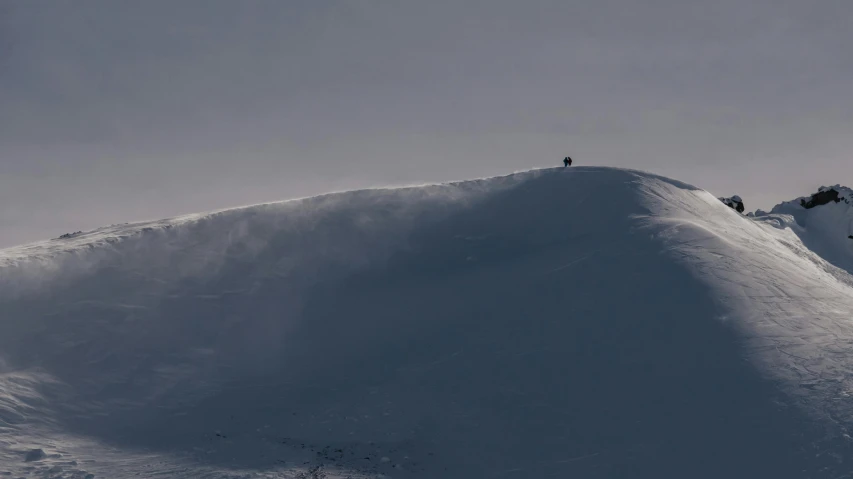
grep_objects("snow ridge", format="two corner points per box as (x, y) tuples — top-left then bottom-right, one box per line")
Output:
(2, 167), (853, 478)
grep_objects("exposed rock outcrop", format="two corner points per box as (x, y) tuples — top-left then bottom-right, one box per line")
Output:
(800, 186), (850, 209)
(719, 195), (745, 213)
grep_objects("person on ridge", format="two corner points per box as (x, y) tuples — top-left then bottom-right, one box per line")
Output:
(563, 157), (573, 167)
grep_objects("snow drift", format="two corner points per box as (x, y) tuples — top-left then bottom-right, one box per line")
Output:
(2, 167), (853, 478)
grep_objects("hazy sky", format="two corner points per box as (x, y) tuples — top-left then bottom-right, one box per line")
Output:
(1, 0), (851, 247)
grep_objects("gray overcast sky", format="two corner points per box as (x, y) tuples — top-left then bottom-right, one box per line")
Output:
(1, 0), (851, 247)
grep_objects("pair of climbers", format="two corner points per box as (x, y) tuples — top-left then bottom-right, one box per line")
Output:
(563, 157), (573, 167)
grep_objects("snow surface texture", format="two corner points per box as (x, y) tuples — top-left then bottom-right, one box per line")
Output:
(2, 167), (853, 478)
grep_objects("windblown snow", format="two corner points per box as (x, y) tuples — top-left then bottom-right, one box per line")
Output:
(2, 167), (853, 478)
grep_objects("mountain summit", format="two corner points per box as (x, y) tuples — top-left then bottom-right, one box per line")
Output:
(2, 167), (853, 478)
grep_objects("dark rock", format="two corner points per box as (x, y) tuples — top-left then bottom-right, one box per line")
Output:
(801, 188), (843, 209)
(719, 196), (745, 214)
(24, 449), (46, 462)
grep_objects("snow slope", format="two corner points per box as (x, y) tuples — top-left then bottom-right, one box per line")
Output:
(756, 185), (853, 275)
(2, 167), (853, 478)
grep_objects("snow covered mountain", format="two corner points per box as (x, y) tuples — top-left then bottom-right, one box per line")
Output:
(2, 166), (853, 478)
(756, 185), (853, 275)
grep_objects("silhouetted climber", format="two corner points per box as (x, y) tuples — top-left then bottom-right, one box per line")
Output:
(563, 157), (573, 167)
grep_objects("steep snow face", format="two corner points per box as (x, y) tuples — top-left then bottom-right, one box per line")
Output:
(1, 167), (853, 478)
(760, 185), (853, 274)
